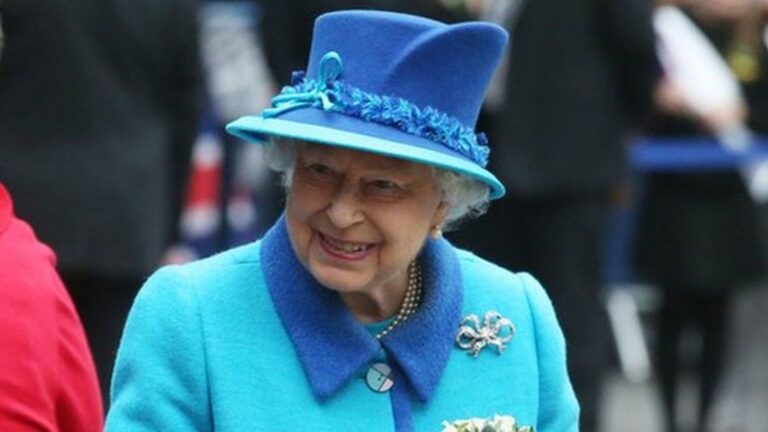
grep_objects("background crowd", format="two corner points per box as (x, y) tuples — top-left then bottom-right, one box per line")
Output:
(1, 0), (767, 431)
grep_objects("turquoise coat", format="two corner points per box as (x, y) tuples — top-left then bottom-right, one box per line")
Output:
(106, 217), (579, 431)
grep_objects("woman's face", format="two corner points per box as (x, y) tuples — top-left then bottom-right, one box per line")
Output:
(286, 144), (448, 295)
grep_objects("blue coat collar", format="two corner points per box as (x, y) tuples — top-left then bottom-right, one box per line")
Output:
(260, 215), (463, 403)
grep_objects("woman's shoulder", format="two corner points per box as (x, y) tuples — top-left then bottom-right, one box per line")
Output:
(452, 247), (554, 317)
(180, 240), (263, 273)
(454, 248), (513, 276)
(137, 240), (265, 306)
(453, 248), (540, 291)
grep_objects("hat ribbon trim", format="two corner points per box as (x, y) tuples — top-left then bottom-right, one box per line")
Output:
(262, 51), (490, 167)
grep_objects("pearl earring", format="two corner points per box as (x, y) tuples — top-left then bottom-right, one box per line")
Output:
(430, 225), (443, 239)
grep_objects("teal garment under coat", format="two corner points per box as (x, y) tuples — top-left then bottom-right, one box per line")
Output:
(106, 218), (579, 431)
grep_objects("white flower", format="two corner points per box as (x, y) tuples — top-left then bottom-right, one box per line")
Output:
(440, 414), (534, 432)
(492, 415), (518, 431)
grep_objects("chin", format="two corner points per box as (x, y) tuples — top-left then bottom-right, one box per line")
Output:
(308, 263), (370, 294)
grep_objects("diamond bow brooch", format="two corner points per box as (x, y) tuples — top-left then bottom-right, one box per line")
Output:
(455, 311), (515, 357)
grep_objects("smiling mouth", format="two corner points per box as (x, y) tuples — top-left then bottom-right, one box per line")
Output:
(318, 232), (375, 259)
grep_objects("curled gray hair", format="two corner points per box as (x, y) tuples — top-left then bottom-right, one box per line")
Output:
(264, 138), (490, 231)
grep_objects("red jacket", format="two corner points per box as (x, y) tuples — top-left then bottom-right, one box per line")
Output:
(0, 184), (103, 431)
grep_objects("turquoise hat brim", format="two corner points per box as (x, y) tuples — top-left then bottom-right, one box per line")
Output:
(226, 115), (506, 199)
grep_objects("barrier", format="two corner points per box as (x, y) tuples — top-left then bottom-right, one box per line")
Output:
(608, 136), (768, 382)
(631, 136), (768, 171)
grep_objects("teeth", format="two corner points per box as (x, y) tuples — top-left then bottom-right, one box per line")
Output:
(324, 235), (369, 253)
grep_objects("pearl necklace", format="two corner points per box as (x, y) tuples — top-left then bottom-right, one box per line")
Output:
(376, 261), (423, 340)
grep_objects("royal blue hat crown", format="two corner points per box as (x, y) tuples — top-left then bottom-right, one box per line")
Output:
(226, 10), (509, 198)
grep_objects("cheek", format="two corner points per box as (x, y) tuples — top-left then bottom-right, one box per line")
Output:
(287, 178), (327, 219)
(374, 206), (432, 256)
(285, 188), (319, 261)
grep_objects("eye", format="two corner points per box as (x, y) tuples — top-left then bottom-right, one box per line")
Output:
(308, 163), (335, 176)
(371, 179), (399, 190)
(365, 178), (405, 199)
(299, 161), (340, 187)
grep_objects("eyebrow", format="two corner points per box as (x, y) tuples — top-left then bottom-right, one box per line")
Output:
(364, 159), (412, 172)
(303, 150), (416, 174)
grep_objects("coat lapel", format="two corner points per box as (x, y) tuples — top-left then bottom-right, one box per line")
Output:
(261, 215), (463, 402)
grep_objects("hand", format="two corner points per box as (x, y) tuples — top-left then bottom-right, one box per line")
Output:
(652, 77), (748, 133)
(653, 78), (690, 117)
(700, 103), (749, 133)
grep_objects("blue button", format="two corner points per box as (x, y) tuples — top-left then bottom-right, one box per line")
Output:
(365, 362), (394, 393)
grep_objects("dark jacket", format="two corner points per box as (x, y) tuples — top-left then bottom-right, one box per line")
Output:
(634, 12), (767, 288)
(492, 0), (659, 195)
(0, 0), (202, 275)
(258, 0), (468, 86)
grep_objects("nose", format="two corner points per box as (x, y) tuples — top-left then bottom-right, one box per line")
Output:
(326, 182), (365, 229)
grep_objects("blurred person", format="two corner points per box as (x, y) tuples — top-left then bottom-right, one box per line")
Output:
(448, 1), (661, 431)
(636, 1), (768, 431)
(0, 183), (103, 431)
(106, 10), (580, 431)
(259, 0), (472, 84)
(0, 0), (202, 404)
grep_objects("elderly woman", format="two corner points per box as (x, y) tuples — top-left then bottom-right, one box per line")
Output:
(106, 10), (578, 432)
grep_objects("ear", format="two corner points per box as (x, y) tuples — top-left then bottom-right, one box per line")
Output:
(431, 200), (450, 229)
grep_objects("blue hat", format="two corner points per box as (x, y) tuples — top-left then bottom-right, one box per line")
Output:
(226, 10), (509, 198)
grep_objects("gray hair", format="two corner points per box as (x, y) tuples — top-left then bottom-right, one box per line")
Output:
(264, 138), (490, 231)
